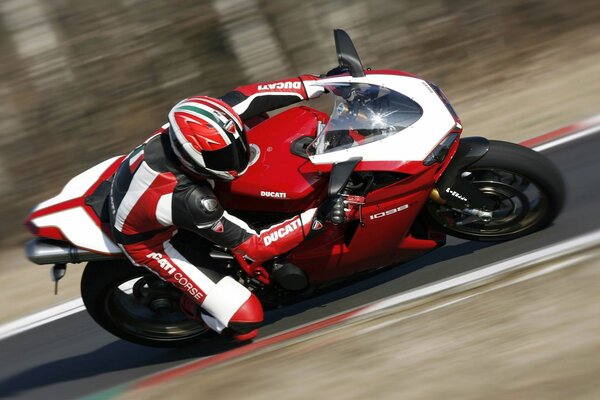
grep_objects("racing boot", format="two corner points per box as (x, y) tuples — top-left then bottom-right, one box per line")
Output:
(181, 287), (263, 342)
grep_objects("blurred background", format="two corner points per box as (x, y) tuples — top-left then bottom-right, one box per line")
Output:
(1, 2), (600, 398)
(2, 0), (600, 250)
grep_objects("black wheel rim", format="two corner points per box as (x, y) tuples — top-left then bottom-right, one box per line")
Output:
(104, 273), (209, 343)
(428, 168), (551, 238)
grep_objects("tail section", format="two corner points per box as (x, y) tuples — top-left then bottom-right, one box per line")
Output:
(25, 156), (125, 255)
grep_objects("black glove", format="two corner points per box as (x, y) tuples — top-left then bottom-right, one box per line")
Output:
(329, 196), (348, 224)
(320, 66), (350, 78)
(318, 194), (366, 225)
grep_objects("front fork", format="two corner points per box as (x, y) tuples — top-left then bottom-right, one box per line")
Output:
(430, 188), (493, 222)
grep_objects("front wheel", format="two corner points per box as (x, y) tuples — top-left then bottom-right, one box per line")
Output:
(426, 140), (565, 241)
(81, 260), (214, 347)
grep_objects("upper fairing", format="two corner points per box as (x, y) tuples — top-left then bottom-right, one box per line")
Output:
(309, 74), (457, 165)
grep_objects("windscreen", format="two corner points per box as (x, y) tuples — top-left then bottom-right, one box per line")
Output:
(309, 83), (423, 155)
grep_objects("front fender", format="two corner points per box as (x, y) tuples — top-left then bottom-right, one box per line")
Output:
(434, 137), (494, 209)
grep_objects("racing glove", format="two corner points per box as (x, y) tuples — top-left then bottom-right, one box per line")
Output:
(321, 65), (350, 77)
(323, 195), (366, 225)
(300, 75), (328, 99)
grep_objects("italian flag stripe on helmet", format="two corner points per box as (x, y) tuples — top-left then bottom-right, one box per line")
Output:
(176, 105), (223, 128)
(174, 104), (233, 144)
(190, 96), (243, 132)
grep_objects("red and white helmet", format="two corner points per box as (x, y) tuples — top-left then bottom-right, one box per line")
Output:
(167, 96), (249, 181)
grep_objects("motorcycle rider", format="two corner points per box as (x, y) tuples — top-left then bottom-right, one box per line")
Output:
(109, 75), (327, 341)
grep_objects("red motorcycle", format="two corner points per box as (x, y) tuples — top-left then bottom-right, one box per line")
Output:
(25, 30), (564, 347)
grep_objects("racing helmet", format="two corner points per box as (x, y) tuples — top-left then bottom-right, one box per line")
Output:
(167, 96), (249, 181)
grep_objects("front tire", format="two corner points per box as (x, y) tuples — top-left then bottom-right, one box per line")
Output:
(81, 260), (214, 347)
(427, 140), (565, 241)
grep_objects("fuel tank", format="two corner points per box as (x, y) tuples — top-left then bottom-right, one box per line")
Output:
(214, 107), (329, 214)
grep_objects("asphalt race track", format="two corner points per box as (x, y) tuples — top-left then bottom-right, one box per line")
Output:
(0, 130), (598, 400)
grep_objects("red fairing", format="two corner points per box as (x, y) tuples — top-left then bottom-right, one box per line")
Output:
(214, 107), (329, 213)
(287, 191), (437, 282)
(287, 139), (459, 283)
(30, 226), (67, 242)
(286, 135), (458, 283)
(217, 106), (457, 283)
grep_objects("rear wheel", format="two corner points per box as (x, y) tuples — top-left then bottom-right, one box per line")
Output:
(427, 140), (565, 241)
(81, 260), (214, 347)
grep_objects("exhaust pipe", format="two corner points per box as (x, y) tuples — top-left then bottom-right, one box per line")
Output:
(26, 238), (123, 265)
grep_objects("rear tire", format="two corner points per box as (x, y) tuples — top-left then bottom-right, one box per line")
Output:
(81, 260), (214, 347)
(426, 140), (565, 241)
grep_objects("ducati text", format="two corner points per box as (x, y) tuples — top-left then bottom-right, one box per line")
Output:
(261, 191), (287, 198)
(146, 252), (176, 275)
(257, 81), (302, 91)
(146, 252), (203, 300)
(263, 218), (302, 246)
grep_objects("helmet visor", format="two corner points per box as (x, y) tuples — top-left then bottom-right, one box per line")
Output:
(201, 133), (250, 174)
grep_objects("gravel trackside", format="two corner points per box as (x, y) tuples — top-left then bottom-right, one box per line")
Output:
(118, 247), (600, 400)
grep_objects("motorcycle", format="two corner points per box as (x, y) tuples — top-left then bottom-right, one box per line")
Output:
(24, 30), (565, 347)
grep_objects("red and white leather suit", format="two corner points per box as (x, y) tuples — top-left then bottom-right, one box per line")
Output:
(109, 75), (324, 339)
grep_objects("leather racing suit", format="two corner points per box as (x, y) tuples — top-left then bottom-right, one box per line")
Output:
(109, 75), (325, 338)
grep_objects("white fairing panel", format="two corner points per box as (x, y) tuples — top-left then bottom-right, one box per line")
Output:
(34, 156), (122, 211)
(31, 207), (122, 254)
(309, 74), (456, 164)
(31, 156), (123, 254)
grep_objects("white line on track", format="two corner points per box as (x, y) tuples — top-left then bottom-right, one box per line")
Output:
(0, 121), (599, 342)
(356, 229), (600, 318)
(355, 247), (599, 335)
(0, 282), (135, 341)
(533, 124), (600, 151)
(0, 298), (84, 341)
